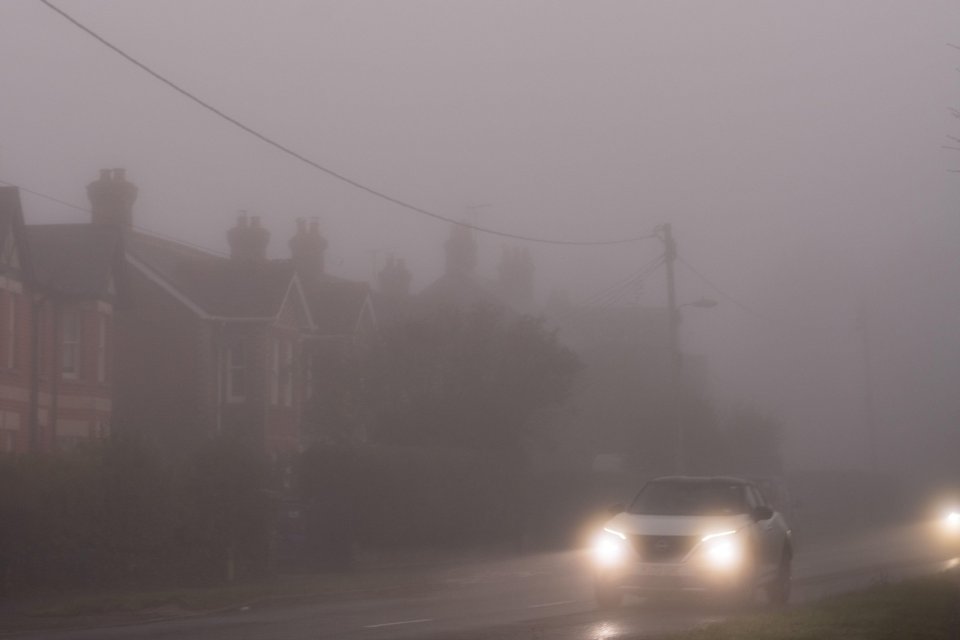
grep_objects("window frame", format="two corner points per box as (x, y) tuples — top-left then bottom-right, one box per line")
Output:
(60, 310), (81, 380)
(96, 314), (108, 383)
(225, 342), (247, 403)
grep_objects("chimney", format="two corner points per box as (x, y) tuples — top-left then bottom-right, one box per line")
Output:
(289, 216), (328, 279)
(87, 168), (137, 226)
(227, 212), (270, 262)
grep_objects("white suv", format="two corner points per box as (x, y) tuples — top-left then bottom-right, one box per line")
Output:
(592, 476), (793, 608)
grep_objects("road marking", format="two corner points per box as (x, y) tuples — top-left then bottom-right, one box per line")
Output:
(527, 600), (575, 609)
(364, 618), (434, 629)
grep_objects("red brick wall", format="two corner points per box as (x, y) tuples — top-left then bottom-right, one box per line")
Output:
(0, 287), (114, 453)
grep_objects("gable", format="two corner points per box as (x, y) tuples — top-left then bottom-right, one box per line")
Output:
(275, 276), (313, 331)
(1, 231), (21, 270)
(355, 294), (377, 339)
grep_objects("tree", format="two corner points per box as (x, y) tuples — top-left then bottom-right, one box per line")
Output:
(365, 306), (582, 455)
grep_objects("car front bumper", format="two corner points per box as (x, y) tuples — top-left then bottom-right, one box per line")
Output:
(596, 561), (752, 595)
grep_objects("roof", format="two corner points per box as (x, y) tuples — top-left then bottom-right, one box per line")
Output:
(26, 224), (121, 297)
(168, 258), (297, 318)
(299, 273), (370, 335)
(127, 231), (299, 319)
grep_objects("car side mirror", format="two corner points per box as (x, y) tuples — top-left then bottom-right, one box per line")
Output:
(607, 503), (626, 516)
(751, 505), (774, 521)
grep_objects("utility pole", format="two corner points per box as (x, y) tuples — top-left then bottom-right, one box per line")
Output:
(657, 223), (684, 474)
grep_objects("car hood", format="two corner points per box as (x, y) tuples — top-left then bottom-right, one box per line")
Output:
(603, 512), (751, 537)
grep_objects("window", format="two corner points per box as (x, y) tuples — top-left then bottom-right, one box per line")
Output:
(56, 418), (89, 451)
(282, 340), (294, 407)
(304, 353), (314, 400)
(37, 310), (46, 378)
(628, 480), (748, 516)
(61, 310), (81, 379)
(93, 418), (110, 439)
(226, 343), (246, 402)
(96, 315), (108, 383)
(4, 293), (17, 369)
(269, 339), (280, 405)
(0, 411), (20, 453)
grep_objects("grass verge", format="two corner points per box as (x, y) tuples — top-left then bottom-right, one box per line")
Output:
(662, 570), (960, 640)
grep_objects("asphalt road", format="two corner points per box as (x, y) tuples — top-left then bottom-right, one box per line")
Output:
(6, 521), (955, 640)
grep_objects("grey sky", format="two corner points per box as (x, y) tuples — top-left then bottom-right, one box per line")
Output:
(2, 0), (958, 473)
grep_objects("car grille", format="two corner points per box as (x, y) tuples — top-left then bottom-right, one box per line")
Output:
(629, 535), (699, 562)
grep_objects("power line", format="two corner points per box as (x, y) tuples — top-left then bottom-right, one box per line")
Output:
(0, 179), (88, 213)
(573, 255), (663, 309)
(39, 0), (653, 248)
(675, 254), (769, 322)
(548, 255), (664, 325)
(0, 178), (229, 257)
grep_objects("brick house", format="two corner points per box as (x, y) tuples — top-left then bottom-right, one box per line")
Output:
(0, 186), (122, 453)
(3, 170), (376, 458)
(117, 214), (315, 459)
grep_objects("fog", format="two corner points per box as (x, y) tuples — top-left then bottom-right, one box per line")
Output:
(2, 0), (958, 476)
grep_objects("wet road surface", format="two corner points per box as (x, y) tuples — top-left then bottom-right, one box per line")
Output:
(4, 521), (955, 640)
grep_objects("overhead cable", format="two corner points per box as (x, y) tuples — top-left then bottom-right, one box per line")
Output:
(39, 0), (653, 247)
(0, 178), (229, 257)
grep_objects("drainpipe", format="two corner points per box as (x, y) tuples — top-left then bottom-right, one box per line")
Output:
(50, 301), (61, 450)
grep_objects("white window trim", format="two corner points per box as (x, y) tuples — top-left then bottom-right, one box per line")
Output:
(269, 339), (280, 405)
(226, 343), (246, 403)
(96, 315), (108, 383)
(304, 353), (314, 401)
(0, 410), (20, 453)
(61, 310), (80, 380)
(5, 292), (16, 370)
(282, 340), (294, 407)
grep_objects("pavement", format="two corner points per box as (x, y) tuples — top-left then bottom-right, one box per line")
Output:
(1, 520), (955, 640)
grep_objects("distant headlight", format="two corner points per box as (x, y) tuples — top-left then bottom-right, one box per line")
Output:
(593, 528), (628, 567)
(699, 530), (742, 570)
(943, 511), (960, 533)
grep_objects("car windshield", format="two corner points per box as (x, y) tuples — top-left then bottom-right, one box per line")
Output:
(628, 481), (749, 516)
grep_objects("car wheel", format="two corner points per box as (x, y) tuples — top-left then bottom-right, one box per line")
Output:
(765, 549), (792, 606)
(595, 582), (623, 609)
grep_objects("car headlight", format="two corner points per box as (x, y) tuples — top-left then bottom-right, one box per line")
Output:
(593, 528), (628, 567)
(699, 530), (742, 570)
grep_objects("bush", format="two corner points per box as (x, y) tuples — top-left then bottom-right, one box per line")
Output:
(0, 436), (271, 596)
(298, 444), (525, 566)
